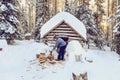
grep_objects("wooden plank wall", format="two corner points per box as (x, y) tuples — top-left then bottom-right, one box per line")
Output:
(44, 22), (83, 44)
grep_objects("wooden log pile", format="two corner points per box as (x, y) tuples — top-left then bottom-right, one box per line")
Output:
(36, 52), (55, 64)
(38, 53), (46, 63)
(47, 54), (54, 61)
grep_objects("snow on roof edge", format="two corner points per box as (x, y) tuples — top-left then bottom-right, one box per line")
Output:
(40, 12), (87, 40)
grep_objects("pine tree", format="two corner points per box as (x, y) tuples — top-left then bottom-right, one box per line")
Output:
(94, 0), (105, 30)
(0, 0), (20, 44)
(36, 0), (50, 27)
(15, 0), (28, 36)
(64, 0), (71, 13)
(94, 0), (105, 39)
(93, 12), (104, 49)
(95, 0), (105, 23)
(34, 0), (50, 42)
(113, 5), (120, 55)
(74, 4), (103, 49)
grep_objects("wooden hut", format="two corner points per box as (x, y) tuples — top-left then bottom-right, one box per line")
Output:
(40, 12), (87, 44)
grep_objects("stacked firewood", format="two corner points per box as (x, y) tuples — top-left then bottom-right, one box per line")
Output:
(39, 53), (46, 63)
(47, 51), (56, 64)
(47, 54), (54, 61)
(36, 52), (55, 64)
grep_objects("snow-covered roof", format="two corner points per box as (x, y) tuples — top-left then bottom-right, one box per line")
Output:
(40, 12), (87, 40)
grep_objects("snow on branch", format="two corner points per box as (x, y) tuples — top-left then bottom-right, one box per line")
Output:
(8, 15), (19, 25)
(0, 4), (8, 12)
(7, 3), (17, 11)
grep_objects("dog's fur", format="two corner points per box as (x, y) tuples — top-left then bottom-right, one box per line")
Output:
(72, 72), (88, 80)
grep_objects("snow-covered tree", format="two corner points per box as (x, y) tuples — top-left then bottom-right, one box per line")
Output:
(93, 12), (104, 49)
(36, 0), (50, 27)
(95, 0), (105, 18)
(34, 0), (50, 42)
(0, 0), (20, 44)
(74, 4), (103, 49)
(64, 0), (71, 13)
(113, 5), (120, 55)
(94, 0), (105, 35)
(18, 6), (28, 35)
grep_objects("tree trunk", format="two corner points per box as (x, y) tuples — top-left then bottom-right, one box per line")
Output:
(6, 39), (14, 45)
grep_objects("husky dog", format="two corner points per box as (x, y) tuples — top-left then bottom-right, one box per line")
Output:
(72, 72), (88, 80)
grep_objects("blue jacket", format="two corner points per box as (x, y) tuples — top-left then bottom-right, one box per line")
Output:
(53, 37), (66, 50)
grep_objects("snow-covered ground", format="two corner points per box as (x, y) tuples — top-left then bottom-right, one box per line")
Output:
(0, 40), (120, 80)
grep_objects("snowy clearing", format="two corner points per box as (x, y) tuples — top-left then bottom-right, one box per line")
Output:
(0, 40), (120, 80)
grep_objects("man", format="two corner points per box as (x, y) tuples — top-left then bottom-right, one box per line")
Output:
(52, 35), (68, 61)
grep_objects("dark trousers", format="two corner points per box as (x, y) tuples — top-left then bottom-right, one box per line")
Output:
(57, 45), (66, 60)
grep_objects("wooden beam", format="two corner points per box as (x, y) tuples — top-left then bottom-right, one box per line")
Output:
(52, 30), (74, 33)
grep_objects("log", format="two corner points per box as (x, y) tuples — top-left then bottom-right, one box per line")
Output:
(48, 32), (80, 37)
(53, 28), (73, 31)
(39, 53), (46, 63)
(52, 30), (74, 33)
(47, 54), (54, 61)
